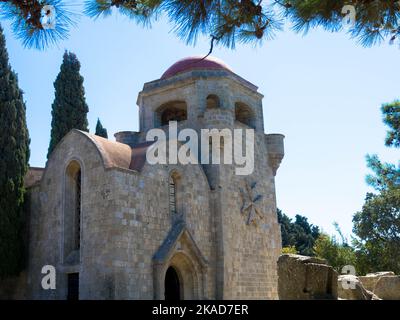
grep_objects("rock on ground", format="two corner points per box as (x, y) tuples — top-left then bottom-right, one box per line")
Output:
(278, 254), (338, 300)
(373, 276), (400, 300)
(359, 272), (394, 292)
(359, 272), (400, 300)
(337, 274), (379, 300)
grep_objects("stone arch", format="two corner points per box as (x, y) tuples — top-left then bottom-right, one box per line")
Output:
(235, 102), (256, 128)
(156, 100), (188, 127)
(165, 251), (201, 300)
(164, 266), (181, 300)
(62, 159), (83, 264)
(153, 222), (208, 300)
(206, 94), (221, 109)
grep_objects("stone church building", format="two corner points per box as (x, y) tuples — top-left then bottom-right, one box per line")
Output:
(21, 56), (285, 300)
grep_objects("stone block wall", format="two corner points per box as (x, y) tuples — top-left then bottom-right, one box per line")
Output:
(217, 131), (282, 299)
(278, 254), (338, 300)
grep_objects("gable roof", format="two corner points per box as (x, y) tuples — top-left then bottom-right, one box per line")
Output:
(153, 220), (208, 268)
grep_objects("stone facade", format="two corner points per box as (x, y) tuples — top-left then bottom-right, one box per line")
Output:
(19, 57), (285, 300)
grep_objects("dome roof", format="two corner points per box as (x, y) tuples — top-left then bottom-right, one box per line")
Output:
(161, 56), (233, 79)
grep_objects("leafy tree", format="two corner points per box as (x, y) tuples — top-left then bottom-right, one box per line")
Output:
(277, 208), (295, 247)
(0, 24), (30, 278)
(48, 51), (89, 158)
(95, 118), (108, 138)
(282, 246), (297, 254)
(352, 189), (400, 274)
(365, 100), (400, 192)
(277, 209), (320, 256)
(382, 100), (400, 148)
(1, 1), (400, 49)
(313, 233), (357, 273)
(333, 221), (348, 246)
(365, 154), (400, 192)
(352, 98), (400, 275)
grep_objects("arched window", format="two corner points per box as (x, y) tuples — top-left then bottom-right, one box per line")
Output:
(206, 94), (220, 109)
(64, 161), (82, 261)
(169, 175), (177, 216)
(169, 171), (183, 219)
(156, 101), (187, 127)
(74, 169), (81, 250)
(235, 102), (256, 128)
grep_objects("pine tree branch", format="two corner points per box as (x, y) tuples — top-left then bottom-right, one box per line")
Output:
(1, 0), (400, 49)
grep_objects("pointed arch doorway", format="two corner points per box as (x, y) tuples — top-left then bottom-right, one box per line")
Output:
(164, 266), (181, 301)
(153, 221), (208, 300)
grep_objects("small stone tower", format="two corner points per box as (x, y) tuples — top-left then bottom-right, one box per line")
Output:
(117, 56), (285, 299)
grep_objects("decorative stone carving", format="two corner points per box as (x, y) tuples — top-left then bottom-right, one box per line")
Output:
(240, 181), (264, 225)
(101, 186), (111, 200)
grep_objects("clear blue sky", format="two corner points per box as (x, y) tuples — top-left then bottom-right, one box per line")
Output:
(1, 3), (399, 239)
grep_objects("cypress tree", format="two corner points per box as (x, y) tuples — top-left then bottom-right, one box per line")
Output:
(48, 51), (89, 158)
(95, 118), (108, 139)
(0, 24), (30, 278)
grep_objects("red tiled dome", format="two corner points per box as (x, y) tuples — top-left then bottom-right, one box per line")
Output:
(161, 56), (233, 79)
